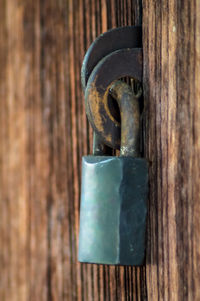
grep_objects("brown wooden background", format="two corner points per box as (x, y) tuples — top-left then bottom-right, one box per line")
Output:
(0, 0), (199, 300)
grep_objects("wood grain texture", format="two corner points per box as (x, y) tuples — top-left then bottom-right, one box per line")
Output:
(1, 0), (200, 300)
(143, 0), (200, 300)
(0, 0), (146, 300)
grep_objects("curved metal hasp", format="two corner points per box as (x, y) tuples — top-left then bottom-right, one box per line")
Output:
(85, 48), (143, 149)
(81, 26), (142, 90)
(110, 81), (142, 156)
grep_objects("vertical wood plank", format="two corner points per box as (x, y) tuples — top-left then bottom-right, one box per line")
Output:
(143, 0), (200, 300)
(0, 0), (145, 300)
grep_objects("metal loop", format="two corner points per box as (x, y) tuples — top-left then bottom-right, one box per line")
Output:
(110, 81), (141, 157)
(85, 48), (143, 149)
(81, 26), (142, 90)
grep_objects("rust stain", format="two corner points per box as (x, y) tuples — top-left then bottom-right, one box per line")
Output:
(86, 80), (113, 144)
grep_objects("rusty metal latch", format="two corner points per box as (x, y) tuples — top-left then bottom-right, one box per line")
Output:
(81, 26), (143, 150)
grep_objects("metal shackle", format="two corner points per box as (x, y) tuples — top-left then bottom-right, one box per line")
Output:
(110, 80), (142, 156)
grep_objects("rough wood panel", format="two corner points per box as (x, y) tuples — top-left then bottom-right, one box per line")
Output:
(143, 0), (200, 300)
(0, 0), (146, 300)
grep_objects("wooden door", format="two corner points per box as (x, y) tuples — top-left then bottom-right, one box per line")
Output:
(0, 0), (199, 300)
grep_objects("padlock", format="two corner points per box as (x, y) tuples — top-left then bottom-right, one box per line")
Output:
(78, 81), (148, 266)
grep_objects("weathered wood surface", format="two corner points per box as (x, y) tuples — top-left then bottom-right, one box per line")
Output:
(0, 0), (200, 300)
(0, 0), (146, 300)
(143, 0), (200, 300)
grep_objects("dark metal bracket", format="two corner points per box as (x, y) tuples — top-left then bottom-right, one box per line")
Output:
(81, 26), (143, 149)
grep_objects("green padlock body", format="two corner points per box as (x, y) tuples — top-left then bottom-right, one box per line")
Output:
(78, 156), (148, 266)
